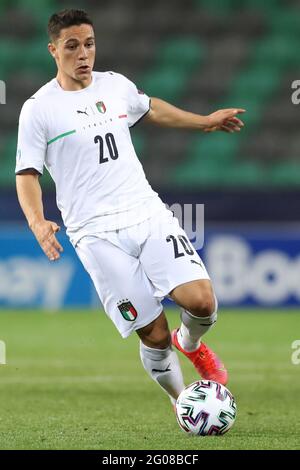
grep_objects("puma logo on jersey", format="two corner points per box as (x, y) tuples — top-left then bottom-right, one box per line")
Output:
(77, 107), (89, 116)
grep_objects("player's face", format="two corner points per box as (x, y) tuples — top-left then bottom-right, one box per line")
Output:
(49, 24), (96, 88)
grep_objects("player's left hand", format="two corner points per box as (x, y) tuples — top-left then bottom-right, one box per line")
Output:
(203, 108), (246, 133)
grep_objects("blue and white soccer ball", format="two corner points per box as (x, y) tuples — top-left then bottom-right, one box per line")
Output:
(175, 380), (237, 436)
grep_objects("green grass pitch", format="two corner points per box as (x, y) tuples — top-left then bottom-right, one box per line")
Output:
(0, 309), (300, 450)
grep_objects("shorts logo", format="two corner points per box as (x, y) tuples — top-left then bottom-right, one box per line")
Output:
(117, 300), (138, 321)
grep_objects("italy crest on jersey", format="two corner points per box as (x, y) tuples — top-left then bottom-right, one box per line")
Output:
(96, 101), (106, 114)
(117, 300), (138, 321)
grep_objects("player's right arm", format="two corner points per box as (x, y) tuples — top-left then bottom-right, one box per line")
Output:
(15, 98), (63, 261)
(16, 170), (63, 261)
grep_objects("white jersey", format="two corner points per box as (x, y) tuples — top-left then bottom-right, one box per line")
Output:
(15, 71), (167, 246)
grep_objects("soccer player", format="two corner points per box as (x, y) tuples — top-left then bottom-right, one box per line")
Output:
(16, 9), (245, 406)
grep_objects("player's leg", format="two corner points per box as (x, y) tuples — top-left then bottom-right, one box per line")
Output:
(169, 278), (217, 352)
(136, 310), (185, 404)
(169, 278), (227, 385)
(139, 211), (227, 384)
(75, 234), (184, 403)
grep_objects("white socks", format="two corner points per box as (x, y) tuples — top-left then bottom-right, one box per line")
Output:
(139, 297), (218, 403)
(140, 342), (185, 404)
(178, 301), (218, 352)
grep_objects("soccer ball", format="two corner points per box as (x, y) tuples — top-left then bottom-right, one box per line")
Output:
(175, 380), (237, 436)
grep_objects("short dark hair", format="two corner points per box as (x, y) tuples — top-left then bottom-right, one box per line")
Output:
(48, 9), (94, 42)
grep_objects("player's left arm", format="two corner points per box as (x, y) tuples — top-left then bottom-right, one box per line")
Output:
(145, 97), (245, 133)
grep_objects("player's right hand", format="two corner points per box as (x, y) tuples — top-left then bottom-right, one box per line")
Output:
(31, 220), (63, 261)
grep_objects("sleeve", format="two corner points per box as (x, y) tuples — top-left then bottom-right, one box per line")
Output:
(15, 98), (47, 175)
(118, 74), (151, 128)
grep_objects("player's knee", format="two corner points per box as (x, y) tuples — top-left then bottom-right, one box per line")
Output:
(138, 323), (171, 349)
(151, 333), (171, 349)
(146, 330), (171, 349)
(186, 289), (216, 317)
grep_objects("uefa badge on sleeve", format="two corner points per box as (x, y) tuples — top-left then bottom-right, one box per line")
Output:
(117, 300), (138, 321)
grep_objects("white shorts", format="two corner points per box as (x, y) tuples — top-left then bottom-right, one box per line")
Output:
(75, 210), (210, 338)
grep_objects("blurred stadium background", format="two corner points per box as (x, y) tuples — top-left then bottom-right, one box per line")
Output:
(0, 0), (299, 310)
(1, 0), (300, 451)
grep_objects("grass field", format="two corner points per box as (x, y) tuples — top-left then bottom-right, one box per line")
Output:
(0, 309), (300, 450)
